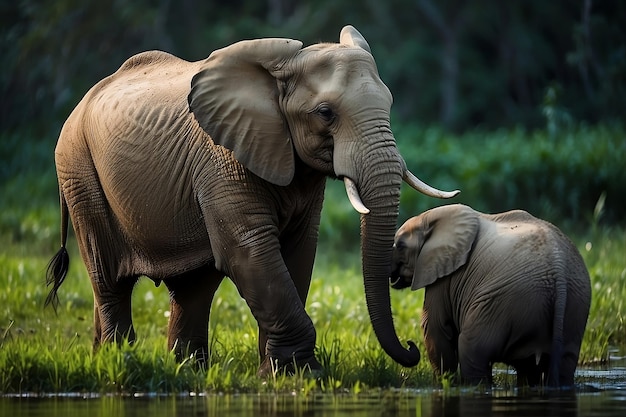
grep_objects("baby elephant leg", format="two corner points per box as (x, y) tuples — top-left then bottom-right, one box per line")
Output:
(457, 331), (495, 385)
(423, 317), (459, 379)
(510, 354), (550, 387)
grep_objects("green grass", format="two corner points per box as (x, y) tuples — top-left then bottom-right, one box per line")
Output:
(1, 225), (625, 394)
(0, 243), (435, 394)
(576, 227), (626, 364)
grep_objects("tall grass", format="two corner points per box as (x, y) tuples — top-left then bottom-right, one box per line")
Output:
(576, 227), (626, 364)
(1, 226), (624, 394)
(0, 245), (436, 394)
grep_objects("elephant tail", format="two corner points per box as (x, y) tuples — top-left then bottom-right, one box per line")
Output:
(549, 271), (568, 386)
(45, 190), (70, 311)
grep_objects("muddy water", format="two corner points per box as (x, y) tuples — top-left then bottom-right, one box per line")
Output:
(1, 363), (625, 417)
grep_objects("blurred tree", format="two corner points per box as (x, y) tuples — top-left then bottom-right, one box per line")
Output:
(1, 0), (175, 134)
(415, 0), (465, 129)
(1, 0), (624, 135)
(568, 0), (626, 122)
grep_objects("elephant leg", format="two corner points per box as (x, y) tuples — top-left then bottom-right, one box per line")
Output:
(61, 163), (137, 348)
(510, 354), (549, 387)
(255, 225), (317, 367)
(93, 303), (102, 347)
(281, 230), (317, 305)
(423, 326), (459, 378)
(457, 331), (494, 385)
(73, 207), (136, 347)
(271, 227), (320, 369)
(200, 191), (320, 376)
(82, 240), (137, 349)
(257, 327), (268, 362)
(422, 295), (459, 379)
(227, 246), (318, 377)
(560, 299), (587, 387)
(557, 347), (580, 387)
(90, 275), (138, 346)
(164, 265), (223, 365)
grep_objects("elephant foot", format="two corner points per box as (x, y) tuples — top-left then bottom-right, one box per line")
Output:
(257, 353), (323, 378)
(171, 340), (209, 369)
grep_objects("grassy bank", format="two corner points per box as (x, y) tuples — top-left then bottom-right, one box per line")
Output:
(1, 226), (624, 394)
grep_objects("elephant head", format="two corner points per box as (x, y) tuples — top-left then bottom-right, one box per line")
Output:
(391, 204), (479, 291)
(188, 26), (458, 367)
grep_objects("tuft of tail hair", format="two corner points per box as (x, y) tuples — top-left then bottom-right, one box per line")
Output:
(45, 188), (70, 312)
(45, 246), (70, 311)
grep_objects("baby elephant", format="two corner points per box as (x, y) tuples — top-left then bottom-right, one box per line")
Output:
(391, 204), (591, 387)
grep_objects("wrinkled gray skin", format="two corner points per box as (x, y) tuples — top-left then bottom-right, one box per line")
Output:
(391, 204), (591, 387)
(45, 26), (454, 377)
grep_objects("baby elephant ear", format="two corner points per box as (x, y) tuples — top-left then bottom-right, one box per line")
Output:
(412, 204), (480, 290)
(188, 38), (303, 186)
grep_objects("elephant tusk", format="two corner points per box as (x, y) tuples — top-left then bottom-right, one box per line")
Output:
(343, 177), (370, 214)
(403, 170), (460, 199)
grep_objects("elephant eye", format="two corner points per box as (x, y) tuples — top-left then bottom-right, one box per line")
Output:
(315, 104), (335, 123)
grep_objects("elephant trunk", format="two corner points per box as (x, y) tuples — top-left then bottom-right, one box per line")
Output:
(356, 150), (421, 368)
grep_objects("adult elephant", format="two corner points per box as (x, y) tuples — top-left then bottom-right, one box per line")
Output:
(390, 204), (591, 387)
(45, 26), (458, 376)
(46, 26), (455, 375)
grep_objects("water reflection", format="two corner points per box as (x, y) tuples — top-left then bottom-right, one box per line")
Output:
(429, 392), (578, 417)
(1, 390), (625, 417)
(2, 361), (625, 417)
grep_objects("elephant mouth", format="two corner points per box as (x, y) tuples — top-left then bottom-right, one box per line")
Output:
(389, 270), (411, 290)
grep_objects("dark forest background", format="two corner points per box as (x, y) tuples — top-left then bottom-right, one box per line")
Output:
(1, 0), (624, 246)
(2, 0), (624, 134)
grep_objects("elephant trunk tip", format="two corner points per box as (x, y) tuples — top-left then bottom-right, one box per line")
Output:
(394, 340), (421, 367)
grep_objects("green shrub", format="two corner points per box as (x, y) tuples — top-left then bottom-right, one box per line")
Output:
(395, 123), (625, 227)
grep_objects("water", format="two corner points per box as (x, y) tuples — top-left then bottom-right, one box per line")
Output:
(1, 364), (625, 416)
(1, 390), (625, 417)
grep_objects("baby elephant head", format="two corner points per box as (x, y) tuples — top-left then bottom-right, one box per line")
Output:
(390, 204), (479, 290)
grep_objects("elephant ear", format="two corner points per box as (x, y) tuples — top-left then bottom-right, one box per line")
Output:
(188, 38), (303, 186)
(412, 204), (480, 290)
(340, 25), (372, 53)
